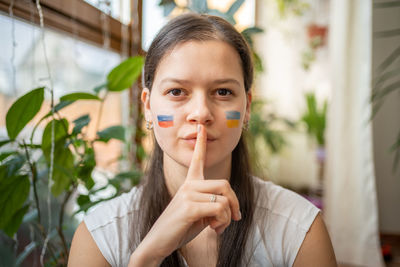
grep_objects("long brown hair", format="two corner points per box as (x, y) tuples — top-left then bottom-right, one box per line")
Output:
(138, 13), (255, 266)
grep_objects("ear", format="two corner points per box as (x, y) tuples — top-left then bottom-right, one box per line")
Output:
(244, 91), (252, 123)
(141, 88), (152, 122)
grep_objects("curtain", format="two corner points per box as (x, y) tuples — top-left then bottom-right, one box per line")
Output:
(323, 0), (384, 266)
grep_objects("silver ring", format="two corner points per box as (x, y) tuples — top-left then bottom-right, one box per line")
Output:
(210, 194), (217, 203)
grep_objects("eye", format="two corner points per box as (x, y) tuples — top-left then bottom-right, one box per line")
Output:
(167, 88), (184, 96)
(216, 88), (233, 96)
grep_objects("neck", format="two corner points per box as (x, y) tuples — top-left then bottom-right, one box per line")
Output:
(163, 153), (232, 196)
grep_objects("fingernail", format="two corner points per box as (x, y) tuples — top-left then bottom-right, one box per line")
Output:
(197, 124), (201, 133)
(237, 210), (242, 220)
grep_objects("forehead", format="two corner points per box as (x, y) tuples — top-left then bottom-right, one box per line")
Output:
(153, 40), (244, 87)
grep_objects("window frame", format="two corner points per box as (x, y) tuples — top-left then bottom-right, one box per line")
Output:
(0, 0), (142, 55)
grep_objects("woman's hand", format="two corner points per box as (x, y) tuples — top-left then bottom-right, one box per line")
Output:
(129, 124), (241, 266)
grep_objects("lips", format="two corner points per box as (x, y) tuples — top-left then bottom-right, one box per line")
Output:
(182, 132), (217, 142)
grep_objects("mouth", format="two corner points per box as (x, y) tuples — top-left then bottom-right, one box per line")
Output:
(182, 132), (217, 144)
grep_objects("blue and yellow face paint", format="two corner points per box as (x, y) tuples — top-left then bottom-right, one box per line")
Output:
(157, 115), (174, 128)
(225, 111), (241, 128)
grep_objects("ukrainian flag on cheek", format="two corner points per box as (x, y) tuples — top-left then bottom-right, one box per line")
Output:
(225, 111), (241, 128)
(157, 115), (174, 128)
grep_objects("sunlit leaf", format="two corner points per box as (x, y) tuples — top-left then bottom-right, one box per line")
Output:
(42, 119), (69, 153)
(6, 87), (44, 140)
(60, 92), (100, 101)
(107, 56), (144, 92)
(41, 119), (74, 196)
(51, 148), (74, 196)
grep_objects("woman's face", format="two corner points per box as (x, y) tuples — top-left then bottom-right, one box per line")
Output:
(142, 40), (251, 169)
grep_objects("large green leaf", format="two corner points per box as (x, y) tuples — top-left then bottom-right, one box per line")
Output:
(42, 119), (69, 153)
(97, 125), (126, 142)
(0, 175), (30, 231)
(41, 119), (74, 196)
(60, 92), (100, 101)
(6, 87), (44, 140)
(51, 147), (74, 196)
(107, 56), (144, 92)
(3, 204), (29, 237)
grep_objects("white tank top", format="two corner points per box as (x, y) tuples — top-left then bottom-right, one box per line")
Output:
(84, 177), (320, 267)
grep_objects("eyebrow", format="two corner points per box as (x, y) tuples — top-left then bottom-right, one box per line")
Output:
(160, 78), (241, 87)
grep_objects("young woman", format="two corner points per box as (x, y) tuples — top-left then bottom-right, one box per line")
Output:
(69, 13), (337, 267)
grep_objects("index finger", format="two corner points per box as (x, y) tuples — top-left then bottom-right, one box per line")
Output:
(187, 124), (207, 179)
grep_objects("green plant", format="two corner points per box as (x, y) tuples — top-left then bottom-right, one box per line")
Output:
(246, 99), (295, 177)
(372, 0), (400, 172)
(301, 92), (327, 147)
(158, 0), (265, 72)
(0, 56), (144, 265)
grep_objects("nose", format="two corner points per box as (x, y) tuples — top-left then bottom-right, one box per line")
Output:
(186, 92), (214, 125)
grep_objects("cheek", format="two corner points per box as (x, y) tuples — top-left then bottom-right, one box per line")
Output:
(156, 114), (174, 128)
(152, 112), (179, 150)
(225, 110), (242, 128)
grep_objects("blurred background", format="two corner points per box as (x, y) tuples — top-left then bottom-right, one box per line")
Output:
(0, 0), (398, 266)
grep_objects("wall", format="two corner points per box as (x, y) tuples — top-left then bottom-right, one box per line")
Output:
(372, 3), (400, 234)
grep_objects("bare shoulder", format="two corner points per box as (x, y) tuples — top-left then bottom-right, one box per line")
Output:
(68, 221), (110, 267)
(293, 213), (337, 267)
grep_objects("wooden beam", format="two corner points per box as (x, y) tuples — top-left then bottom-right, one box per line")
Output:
(0, 0), (138, 54)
